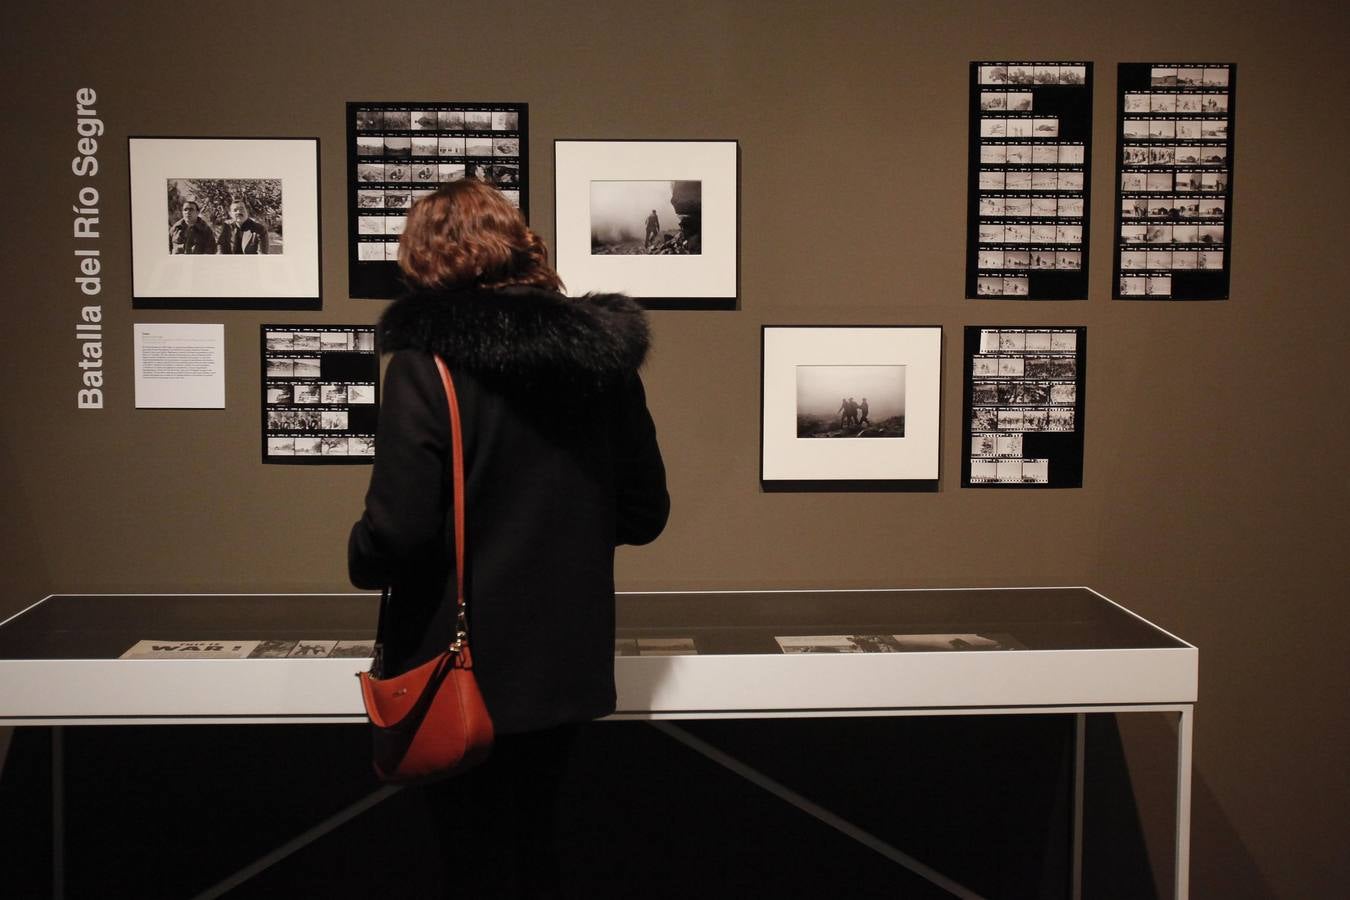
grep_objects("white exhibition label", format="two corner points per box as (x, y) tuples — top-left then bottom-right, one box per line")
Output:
(133, 323), (225, 408)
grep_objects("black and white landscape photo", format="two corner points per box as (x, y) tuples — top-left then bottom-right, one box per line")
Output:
(795, 365), (906, 438)
(590, 180), (702, 255)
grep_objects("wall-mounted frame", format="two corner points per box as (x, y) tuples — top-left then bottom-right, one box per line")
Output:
(554, 139), (739, 310)
(347, 101), (528, 299)
(966, 61), (1093, 300)
(1111, 63), (1236, 300)
(761, 326), (942, 491)
(129, 137), (321, 309)
(961, 326), (1087, 488)
(260, 325), (378, 464)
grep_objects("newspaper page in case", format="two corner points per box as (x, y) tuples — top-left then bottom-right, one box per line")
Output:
(121, 640), (261, 659)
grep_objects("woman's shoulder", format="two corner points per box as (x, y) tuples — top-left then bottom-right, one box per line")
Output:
(379, 286), (649, 384)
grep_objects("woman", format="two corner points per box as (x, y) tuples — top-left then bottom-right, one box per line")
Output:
(349, 179), (669, 897)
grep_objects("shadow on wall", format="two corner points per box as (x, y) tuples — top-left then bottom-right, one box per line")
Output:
(1190, 766), (1275, 899)
(1085, 714), (1275, 900)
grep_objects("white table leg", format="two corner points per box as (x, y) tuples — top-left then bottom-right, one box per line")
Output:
(1175, 706), (1194, 900)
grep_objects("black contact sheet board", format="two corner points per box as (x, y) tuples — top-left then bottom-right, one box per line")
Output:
(260, 325), (379, 464)
(962, 326), (1087, 489)
(967, 62), (1093, 300)
(1113, 64), (1236, 300)
(347, 102), (528, 299)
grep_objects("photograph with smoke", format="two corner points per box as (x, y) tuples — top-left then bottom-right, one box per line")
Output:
(761, 325), (940, 489)
(796, 365), (906, 438)
(589, 180), (702, 255)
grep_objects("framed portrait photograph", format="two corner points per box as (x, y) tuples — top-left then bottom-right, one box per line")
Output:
(761, 326), (942, 491)
(129, 137), (321, 309)
(554, 139), (738, 310)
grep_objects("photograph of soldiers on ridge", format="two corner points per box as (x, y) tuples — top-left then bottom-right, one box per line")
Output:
(795, 365), (906, 438)
(589, 180), (702, 255)
(167, 178), (282, 255)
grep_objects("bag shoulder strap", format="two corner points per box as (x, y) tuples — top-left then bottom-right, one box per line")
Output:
(432, 355), (468, 652)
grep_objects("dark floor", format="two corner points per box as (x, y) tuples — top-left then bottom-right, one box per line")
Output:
(0, 716), (1123, 899)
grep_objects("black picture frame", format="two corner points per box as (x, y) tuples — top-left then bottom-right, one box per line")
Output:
(1111, 63), (1236, 301)
(259, 324), (380, 465)
(960, 326), (1087, 488)
(965, 61), (1094, 301)
(761, 325), (942, 492)
(554, 139), (740, 310)
(129, 136), (322, 310)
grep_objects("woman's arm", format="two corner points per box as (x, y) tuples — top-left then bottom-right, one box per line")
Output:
(611, 372), (670, 546)
(348, 350), (451, 588)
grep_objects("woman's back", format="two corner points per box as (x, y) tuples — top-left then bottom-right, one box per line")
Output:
(351, 284), (667, 733)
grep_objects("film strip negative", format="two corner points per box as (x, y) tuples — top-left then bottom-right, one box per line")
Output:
(967, 62), (1093, 300)
(346, 101), (528, 298)
(1113, 64), (1236, 300)
(261, 325), (379, 464)
(962, 327), (1087, 488)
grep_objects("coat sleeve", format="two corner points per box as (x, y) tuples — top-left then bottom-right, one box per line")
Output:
(611, 372), (670, 546)
(348, 350), (451, 588)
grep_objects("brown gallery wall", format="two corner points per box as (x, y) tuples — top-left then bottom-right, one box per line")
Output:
(2, 1), (1347, 897)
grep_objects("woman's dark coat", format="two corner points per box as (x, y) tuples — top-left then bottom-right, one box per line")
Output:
(349, 286), (669, 734)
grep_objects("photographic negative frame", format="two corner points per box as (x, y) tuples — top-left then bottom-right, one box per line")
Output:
(967, 61), (1094, 301)
(1112, 63), (1237, 300)
(129, 137), (321, 309)
(762, 326), (941, 491)
(260, 324), (379, 465)
(961, 326), (1087, 488)
(347, 101), (528, 299)
(555, 139), (739, 310)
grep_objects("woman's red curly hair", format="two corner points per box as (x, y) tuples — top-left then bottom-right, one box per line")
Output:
(398, 179), (563, 292)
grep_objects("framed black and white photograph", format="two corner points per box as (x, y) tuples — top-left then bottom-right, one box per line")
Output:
(129, 137), (320, 309)
(967, 61), (1093, 300)
(555, 140), (738, 310)
(1112, 63), (1237, 300)
(761, 326), (941, 491)
(260, 325), (378, 465)
(961, 326), (1087, 488)
(347, 101), (528, 299)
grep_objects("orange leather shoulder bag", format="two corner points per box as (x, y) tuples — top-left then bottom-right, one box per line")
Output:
(358, 356), (494, 783)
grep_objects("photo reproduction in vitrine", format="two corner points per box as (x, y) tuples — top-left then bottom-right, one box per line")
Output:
(962, 327), (1086, 488)
(1113, 64), (1236, 300)
(261, 325), (378, 464)
(967, 62), (1092, 300)
(347, 102), (527, 298)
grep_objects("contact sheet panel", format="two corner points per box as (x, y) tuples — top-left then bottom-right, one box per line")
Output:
(1113, 64), (1236, 300)
(347, 102), (528, 298)
(967, 62), (1092, 300)
(260, 325), (378, 464)
(962, 327), (1086, 488)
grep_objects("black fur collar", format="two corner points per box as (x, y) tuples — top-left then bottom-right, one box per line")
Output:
(378, 286), (650, 383)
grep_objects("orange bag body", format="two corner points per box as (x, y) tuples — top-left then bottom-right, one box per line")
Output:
(359, 643), (494, 782)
